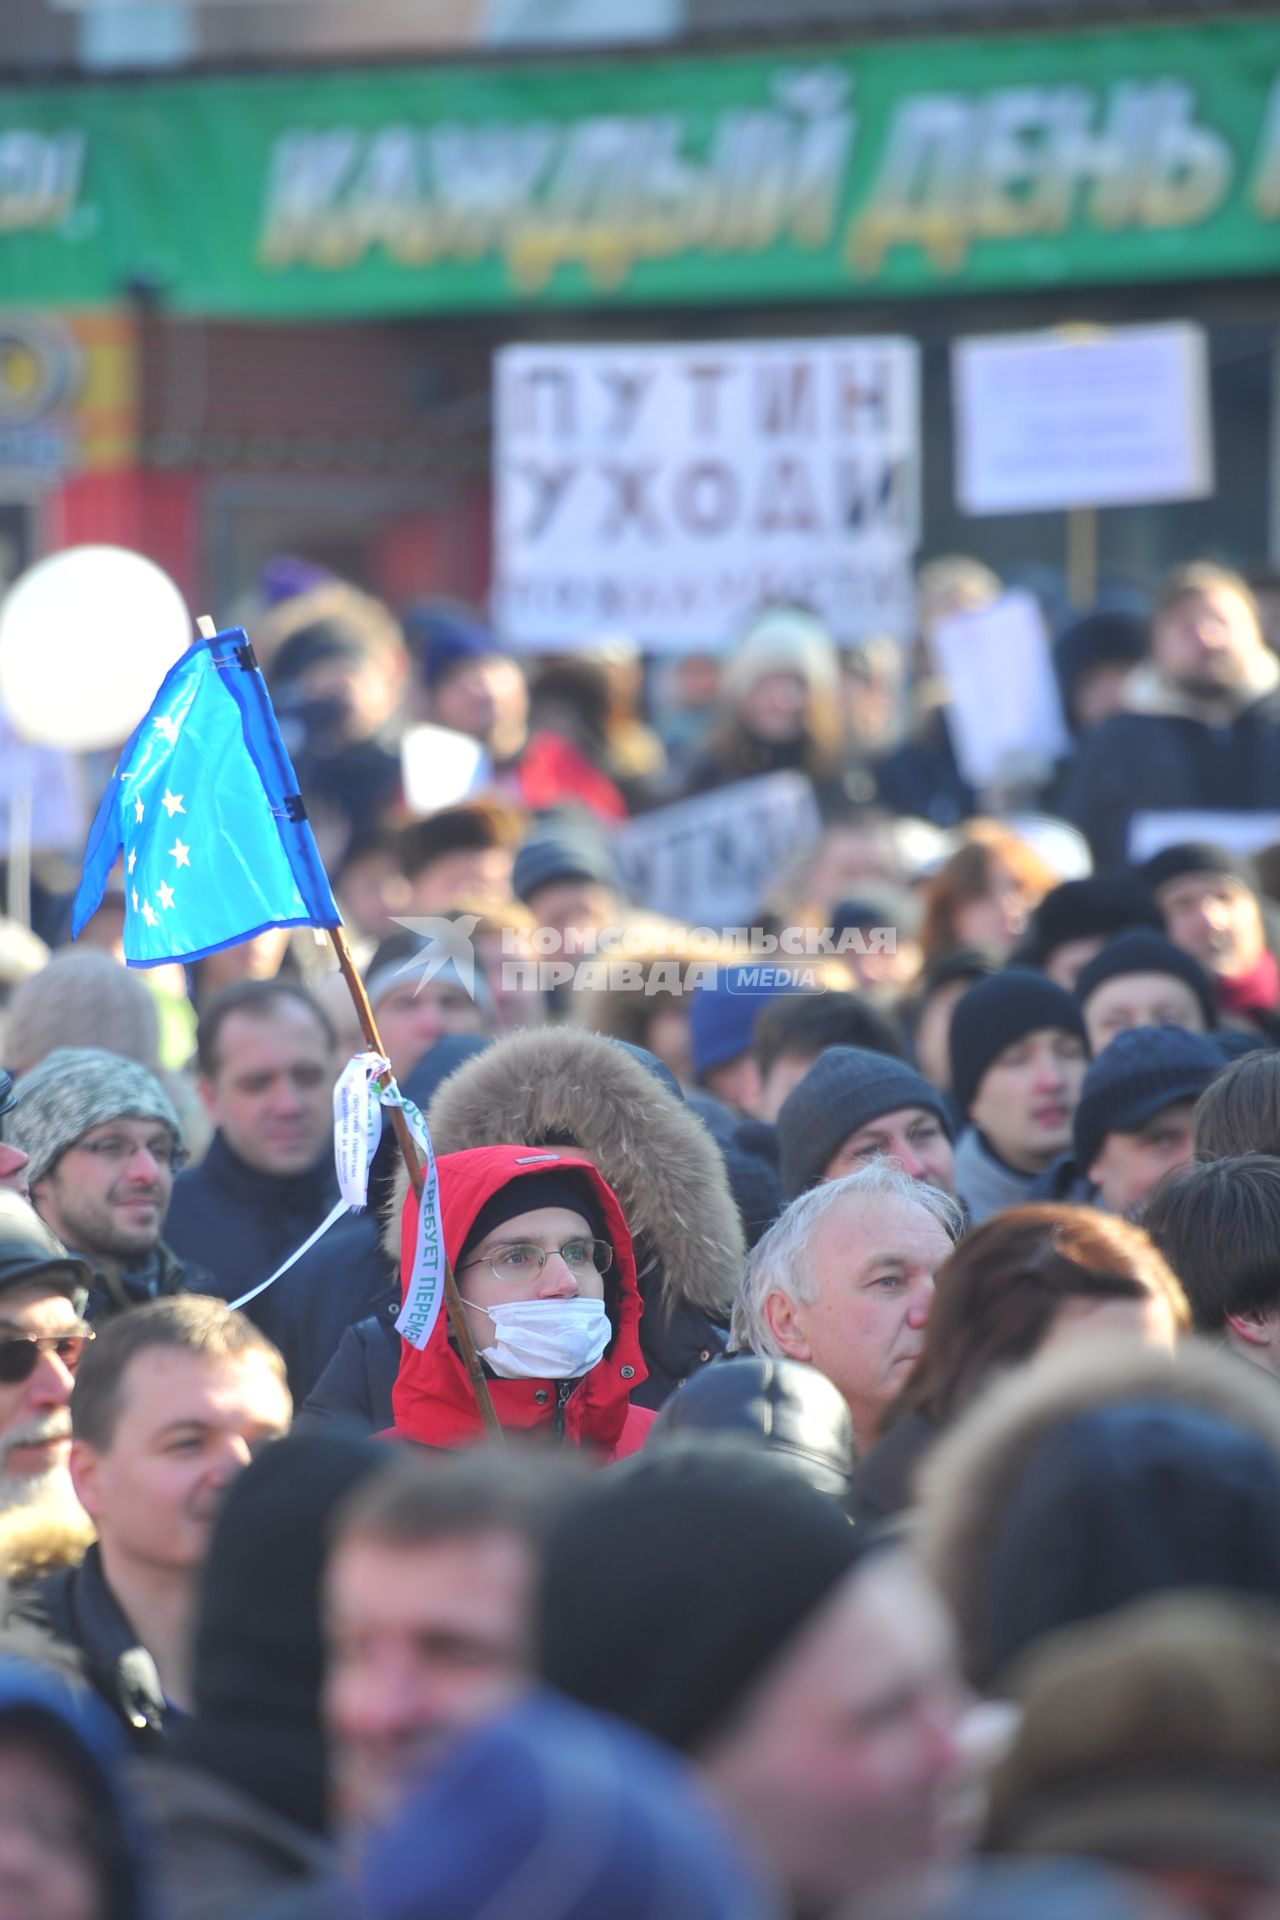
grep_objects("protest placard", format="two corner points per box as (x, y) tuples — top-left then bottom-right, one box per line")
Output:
(401, 724), (492, 816)
(493, 338), (920, 651)
(953, 322), (1213, 515)
(1128, 811), (1280, 863)
(610, 772), (822, 926)
(928, 590), (1072, 791)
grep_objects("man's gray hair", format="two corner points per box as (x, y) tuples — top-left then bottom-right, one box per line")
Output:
(730, 1164), (963, 1357)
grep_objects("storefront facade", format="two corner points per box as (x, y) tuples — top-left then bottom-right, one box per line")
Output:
(1, 13), (1277, 614)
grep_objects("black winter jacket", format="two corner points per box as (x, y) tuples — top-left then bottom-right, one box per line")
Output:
(10, 1544), (168, 1747)
(1063, 687), (1280, 868)
(299, 1294), (400, 1436)
(165, 1134), (393, 1400)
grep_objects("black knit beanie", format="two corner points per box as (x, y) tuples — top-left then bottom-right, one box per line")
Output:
(537, 1447), (865, 1754)
(777, 1045), (952, 1198)
(1075, 931), (1218, 1032)
(1022, 878), (1163, 968)
(950, 969), (1088, 1120)
(1142, 842), (1258, 897)
(174, 1433), (384, 1834)
(459, 1168), (607, 1268)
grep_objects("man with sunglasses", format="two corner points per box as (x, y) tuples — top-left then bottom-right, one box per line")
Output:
(7, 1047), (211, 1320)
(0, 1190), (93, 1525)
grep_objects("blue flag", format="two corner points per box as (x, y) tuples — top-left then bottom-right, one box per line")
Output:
(72, 626), (341, 967)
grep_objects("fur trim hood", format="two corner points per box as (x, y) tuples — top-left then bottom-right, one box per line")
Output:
(913, 1339), (1280, 1692)
(388, 1027), (744, 1320)
(1121, 649), (1280, 724)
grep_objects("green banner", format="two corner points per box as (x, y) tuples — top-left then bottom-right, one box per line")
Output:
(1, 18), (1278, 318)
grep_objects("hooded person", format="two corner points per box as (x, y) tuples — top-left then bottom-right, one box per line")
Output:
(136, 1434), (383, 1920)
(393, 1145), (653, 1459)
(0, 1655), (151, 1920)
(414, 1026), (745, 1407)
(915, 1336), (1280, 1694)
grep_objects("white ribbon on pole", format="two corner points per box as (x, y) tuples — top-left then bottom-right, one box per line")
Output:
(381, 1080), (448, 1353)
(229, 1051), (446, 1345)
(332, 1050), (389, 1210)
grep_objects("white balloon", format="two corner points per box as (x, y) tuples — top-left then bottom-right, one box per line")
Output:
(0, 545), (192, 751)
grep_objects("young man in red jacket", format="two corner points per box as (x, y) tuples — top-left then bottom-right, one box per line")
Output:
(393, 1145), (653, 1461)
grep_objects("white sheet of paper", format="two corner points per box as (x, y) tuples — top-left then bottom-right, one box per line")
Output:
(400, 724), (492, 816)
(953, 323), (1213, 514)
(929, 591), (1071, 790)
(1128, 812), (1280, 863)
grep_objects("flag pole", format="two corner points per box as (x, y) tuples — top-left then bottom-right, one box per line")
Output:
(192, 618), (502, 1442)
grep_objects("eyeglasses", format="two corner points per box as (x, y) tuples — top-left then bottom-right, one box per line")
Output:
(0, 1328), (95, 1386)
(458, 1239), (613, 1287)
(75, 1133), (189, 1174)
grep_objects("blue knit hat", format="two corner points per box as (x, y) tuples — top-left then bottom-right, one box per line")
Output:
(777, 1046), (951, 1197)
(688, 966), (802, 1081)
(1073, 1023), (1223, 1173)
(406, 603), (505, 690)
(363, 1690), (775, 1920)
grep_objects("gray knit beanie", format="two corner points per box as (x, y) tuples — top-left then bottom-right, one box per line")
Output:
(9, 1047), (184, 1185)
(777, 1045), (952, 1198)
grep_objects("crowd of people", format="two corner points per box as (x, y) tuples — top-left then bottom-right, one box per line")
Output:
(0, 551), (1279, 1918)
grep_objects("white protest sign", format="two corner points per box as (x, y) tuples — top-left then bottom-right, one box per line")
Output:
(1128, 811), (1280, 863)
(611, 772), (821, 926)
(401, 723), (492, 816)
(493, 338), (920, 651)
(929, 591), (1072, 790)
(953, 323), (1213, 514)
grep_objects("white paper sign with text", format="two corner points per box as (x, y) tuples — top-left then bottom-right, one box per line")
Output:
(954, 323), (1213, 515)
(494, 338), (920, 651)
(929, 591), (1072, 790)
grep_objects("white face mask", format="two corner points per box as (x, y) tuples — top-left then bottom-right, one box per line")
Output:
(462, 1297), (611, 1382)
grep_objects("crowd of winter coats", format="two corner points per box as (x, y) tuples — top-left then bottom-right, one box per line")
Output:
(0, 554), (1279, 1918)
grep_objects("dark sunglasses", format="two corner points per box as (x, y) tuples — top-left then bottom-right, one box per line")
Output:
(0, 1329), (95, 1385)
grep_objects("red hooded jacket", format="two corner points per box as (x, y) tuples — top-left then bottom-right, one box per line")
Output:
(392, 1145), (655, 1460)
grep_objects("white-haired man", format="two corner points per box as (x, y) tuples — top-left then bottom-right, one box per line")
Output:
(729, 1166), (961, 1455)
